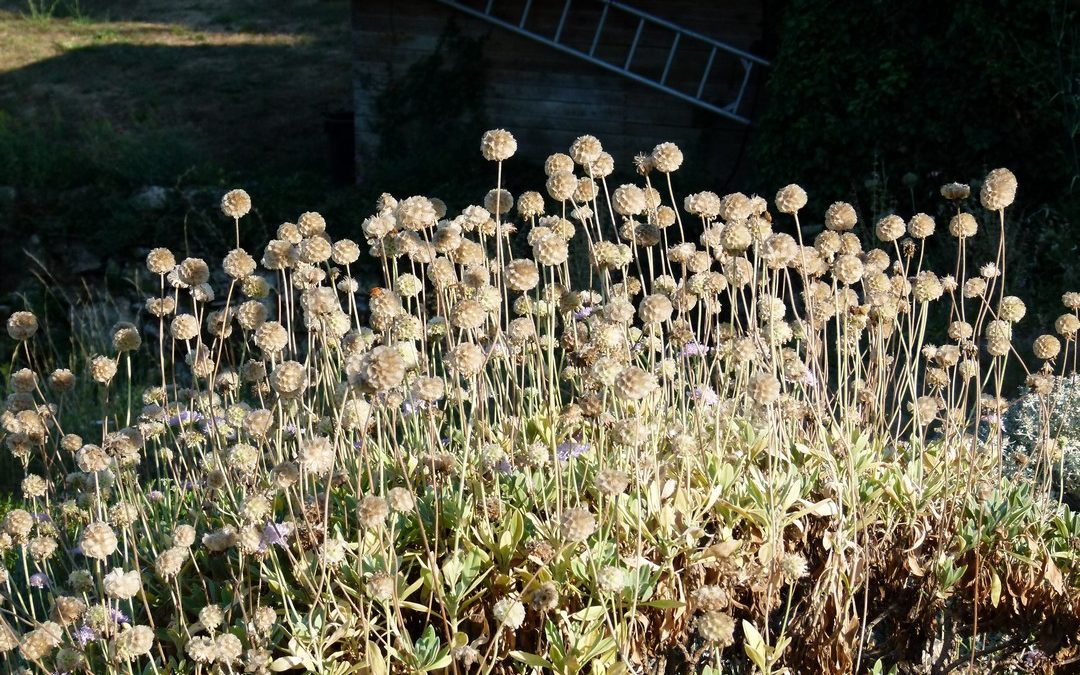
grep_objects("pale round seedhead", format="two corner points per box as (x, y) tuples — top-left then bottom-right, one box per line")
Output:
(480, 128), (517, 162)
(980, 168), (1017, 211)
(7, 311), (38, 341)
(651, 141), (683, 173)
(146, 247), (176, 275)
(221, 189), (251, 219)
(907, 213), (935, 239)
(876, 215), (905, 242)
(774, 184), (807, 214)
(823, 201), (858, 233)
(1033, 334), (1061, 360)
(948, 212), (978, 238)
(569, 134), (603, 165)
(940, 182), (971, 200)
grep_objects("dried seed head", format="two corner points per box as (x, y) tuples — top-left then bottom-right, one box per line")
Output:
(595, 468), (629, 497)
(112, 322), (141, 352)
(597, 566), (626, 593)
(907, 213), (935, 239)
(221, 189), (251, 219)
(999, 296), (1026, 323)
(269, 361), (307, 398)
(297, 211), (326, 237)
(876, 215), (905, 242)
(980, 168), (1017, 211)
(1033, 334), (1061, 360)
(941, 182), (970, 200)
(560, 506), (596, 542)
(513, 190), (545, 219)
(569, 134), (603, 165)
(7, 311), (38, 341)
(650, 141), (683, 173)
(719, 221), (753, 253)
(692, 585), (728, 611)
(358, 495), (389, 528)
(1056, 313), (1079, 338)
(544, 152), (574, 176)
(353, 346), (406, 392)
(493, 597), (526, 630)
(638, 294), (673, 324)
(715, 192), (750, 222)
(79, 521), (118, 559)
(89, 355), (118, 385)
(614, 366), (657, 401)
(684, 191), (721, 219)
(832, 254), (864, 285)
(590, 151), (615, 177)
(297, 237), (332, 264)
(697, 611), (736, 646)
(912, 271), (944, 303)
(949, 212), (978, 238)
(254, 321), (288, 354)
(612, 184), (647, 216)
(146, 247), (176, 275)
(780, 553), (809, 582)
(774, 184), (807, 214)
(446, 342), (486, 378)
(748, 373), (781, 405)
(824, 201), (857, 232)
(546, 170), (577, 201)
(178, 257), (210, 287)
(481, 128), (517, 162)
(505, 259), (540, 292)
(223, 248), (257, 279)
(533, 233), (569, 266)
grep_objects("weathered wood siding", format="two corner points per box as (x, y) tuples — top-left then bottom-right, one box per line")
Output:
(352, 0), (764, 181)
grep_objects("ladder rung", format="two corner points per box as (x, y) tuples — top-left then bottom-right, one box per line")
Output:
(624, 18), (644, 70)
(660, 32), (680, 86)
(429, 0), (763, 125)
(588, 3), (609, 57)
(696, 46), (717, 99)
(554, 0), (572, 44)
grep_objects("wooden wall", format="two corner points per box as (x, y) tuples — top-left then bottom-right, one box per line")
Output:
(352, 0), (765, 184)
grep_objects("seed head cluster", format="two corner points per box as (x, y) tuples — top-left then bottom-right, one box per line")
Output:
(0, 131), (1073, 675)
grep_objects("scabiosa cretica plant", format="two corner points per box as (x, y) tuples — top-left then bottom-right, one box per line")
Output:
(1, 130), (1077, 675)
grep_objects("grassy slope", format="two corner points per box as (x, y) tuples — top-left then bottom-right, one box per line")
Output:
(0, 0), (350, 173)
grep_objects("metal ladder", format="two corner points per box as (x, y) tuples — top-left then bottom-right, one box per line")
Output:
(431, 0), (769, 125)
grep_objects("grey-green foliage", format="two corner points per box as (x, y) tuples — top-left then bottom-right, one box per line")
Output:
(1003, 374), (1080, 505)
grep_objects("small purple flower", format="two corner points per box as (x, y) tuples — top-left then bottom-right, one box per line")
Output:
(556, 442), (590, 462)
(29, 573), (49, 588)
(1021, 650), (1045, 669)
(681, 341), (710, 357)
(110, 608), (129, 625)
(691, 386), (719, 407)
(74, 625), (97, 646)
(147, 490), (165, 503)
(495, 458), (513, 474)
(260, 522), (295, 551)
(574, 307), (594, 320)
(168, 410), (204, 427)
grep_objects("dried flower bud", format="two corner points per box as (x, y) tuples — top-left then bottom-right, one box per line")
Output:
(481, 128), (517, 162)
(221, 189), (251, 219)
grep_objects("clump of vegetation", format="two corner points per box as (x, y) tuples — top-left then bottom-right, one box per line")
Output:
(1, 130), (1078, 674)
